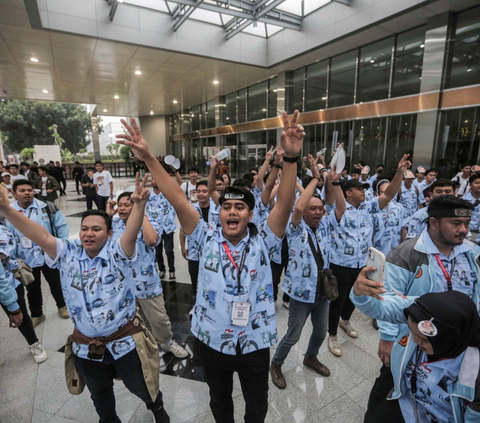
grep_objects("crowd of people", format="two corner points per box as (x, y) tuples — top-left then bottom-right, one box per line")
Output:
(1, 111), (480, 423)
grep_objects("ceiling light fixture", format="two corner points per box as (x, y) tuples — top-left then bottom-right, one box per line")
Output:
(273, 89), (278, 92)
(103, 109), (108, 112)
(42, 89), (48, 93)
(173, 100), (178, 104)
(135, 70), (142, 75)
(322, 96), (327, 100)
(30, 57), (39, 62)
(420, 44), (425, 48)
(253, 21), (258, 30)
(150, 111), (154, 115)
(467, 68), (472, 72)
(370, 59), (375, 63)
(213, 80), (219, 85)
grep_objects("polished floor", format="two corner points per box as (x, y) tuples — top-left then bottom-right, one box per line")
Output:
(0, 178), (382, 423)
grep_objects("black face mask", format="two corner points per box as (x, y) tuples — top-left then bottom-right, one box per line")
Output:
(377, 169), (384, 175)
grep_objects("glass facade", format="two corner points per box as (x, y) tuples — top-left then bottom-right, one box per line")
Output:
(305, 60), (328, 112)
(247, 81), (268, 121)
(329, 49), (357, 108)
(286, 68), (305, 113)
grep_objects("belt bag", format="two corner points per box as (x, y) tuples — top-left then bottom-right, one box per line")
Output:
(307, 233), (339, 301)
(14, 260), (35, 287)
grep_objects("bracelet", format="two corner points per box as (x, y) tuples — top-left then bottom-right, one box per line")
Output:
(10, 308), (21, 315)
(283, 155), (300, 163)
(273, 164), (282, 169)
(331, 181), (341, 186)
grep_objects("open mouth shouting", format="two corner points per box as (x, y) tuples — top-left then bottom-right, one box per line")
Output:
(227, 218), (239, 230)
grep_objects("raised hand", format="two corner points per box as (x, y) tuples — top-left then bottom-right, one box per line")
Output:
(266, 146), (275, 161)
(397, 154), (411, 173)
(209, 156), (219, 169)
(116, 118), (153, 162)
(0, 186), (10, 211)
(106, 200), (117, 217)
(274, 146), (284, 166)
(330, 164), (341, 183)
(353, 267), (386, 300)
(131, 172), (150, 205)
(280, 110), (305, 158)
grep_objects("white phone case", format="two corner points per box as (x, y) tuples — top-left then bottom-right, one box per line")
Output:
(366, 247), (386, 282)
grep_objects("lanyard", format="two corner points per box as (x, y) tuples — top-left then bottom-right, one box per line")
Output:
(433, 254), (455, 291)
(222, 241), (249, 294)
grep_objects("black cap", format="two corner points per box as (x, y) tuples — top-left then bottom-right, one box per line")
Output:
(341, 179), (370, 194)
(219, 186), (255, 211)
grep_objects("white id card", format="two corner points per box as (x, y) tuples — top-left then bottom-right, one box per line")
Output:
(231, 301), (250, 326)
(21, 237), (33, 248)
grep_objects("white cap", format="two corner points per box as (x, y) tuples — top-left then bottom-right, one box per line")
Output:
(1, 172), (11, 178)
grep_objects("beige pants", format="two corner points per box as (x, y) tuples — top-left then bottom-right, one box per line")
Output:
(136, 294), (173, 344)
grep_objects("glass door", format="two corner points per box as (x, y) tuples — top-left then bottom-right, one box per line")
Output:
(247, 145), (267, 171)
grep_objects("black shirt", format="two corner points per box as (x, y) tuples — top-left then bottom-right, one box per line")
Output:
(200, 206), (210, 222)
(81, 174), (96, 196)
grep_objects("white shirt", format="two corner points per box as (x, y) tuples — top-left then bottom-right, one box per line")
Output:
(93, 171), (113, 197)
(41, 176), (48, 196)
(10, 174), (26, 182)
(181, 181), (197, 203)
(452, 172), (470, 196)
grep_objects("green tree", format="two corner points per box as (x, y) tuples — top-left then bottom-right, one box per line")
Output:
(119, 145), (132, 161)
(0, 100), (97, 154)
(19, 147), (35, 161)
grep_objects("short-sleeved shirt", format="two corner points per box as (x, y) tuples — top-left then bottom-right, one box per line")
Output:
(251, 196), (271, 227)
(397, 185), (418, 217)
(372, 201), (408, 257)
(111, 216), (163, 299)
(46, 238), (137, 361)
(329, 198), (380, 268)
(281, 214), (337, 303)
(181, 181), (198, 203)
(417, 180), (435, 205)
(146, 191), (177, 234)
(404, 207), (428, 240)
(187, 219), (281, 355)
(93, 171), (113, 197)
(462, 192), (480, 231)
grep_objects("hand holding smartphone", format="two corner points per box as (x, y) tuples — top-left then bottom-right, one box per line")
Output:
(366, 248), (386, 283)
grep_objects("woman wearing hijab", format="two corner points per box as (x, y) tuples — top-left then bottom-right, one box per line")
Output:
(349, 288), (480, 423)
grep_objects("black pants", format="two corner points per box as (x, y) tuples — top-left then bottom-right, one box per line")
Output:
(27, 265), (65, 317)
(156, 232), (175, 273)
(97, 195), (109, 211)
(74, 349), (164, 423)
(195, 339), (269, 423)
(188, 260), (199, 296)
(0, 284), (38, 345)
(328, 263), (362, 336)
(58, 178), (66, 195)
(365, 365), (397, 420)
(271, 237), (289, 302)
(86, 195), (100, 211)
(75, 179), (81, 194)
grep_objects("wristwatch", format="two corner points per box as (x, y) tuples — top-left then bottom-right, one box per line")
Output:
(283, 155), (300, 163)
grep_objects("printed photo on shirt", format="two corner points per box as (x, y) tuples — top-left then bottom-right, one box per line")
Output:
(251, 310), (270, 329)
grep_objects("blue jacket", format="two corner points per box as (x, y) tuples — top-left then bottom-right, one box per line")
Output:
(350, 291), (480, 423)
(0, 262), (18, 312)
(377, 233), (480, 342)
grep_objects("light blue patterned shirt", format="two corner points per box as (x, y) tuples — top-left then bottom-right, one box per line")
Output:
(397, 185), (418, 217)
(372, 202), (408, 257)
(404, 207), (429, 239)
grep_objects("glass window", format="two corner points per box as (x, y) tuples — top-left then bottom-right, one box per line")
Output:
(191, 106), (201, 131)
(351, 118), (387, 169)
(391, 26), (425, 98)
(305, 60), (328, 111)
(357, 37), (394, 103)
(286, 68), (305, 113)
(226, 92), (237, 124)
(385, 114), (416, 172)
(446, 7), (480, 89)
(206, 100), (216, 128)
(248, 81), (268, 121)
(181, 110), (190, 133)
(238, 89), (247, 123)
(329, 50), (357, 108)
(224, 134), (238, 178)
(268, 78), (278, 118)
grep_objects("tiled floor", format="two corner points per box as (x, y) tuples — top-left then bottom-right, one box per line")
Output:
(0, 178), (382, 423)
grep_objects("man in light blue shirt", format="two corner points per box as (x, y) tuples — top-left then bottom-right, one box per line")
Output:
(417, 168), (437, 206)
(327, 154), (411, 357)
(397, 170), (418, 218)
(369, 164), (385, 186)
(462, 173), (480, 241)
(0, 174), (171, 423)
(6, 180), (69, 326)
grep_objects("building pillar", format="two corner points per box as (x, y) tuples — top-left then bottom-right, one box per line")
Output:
(412, 12), (452, 169)
(276, 71), (287, 141)
(91, 109), (101, 162)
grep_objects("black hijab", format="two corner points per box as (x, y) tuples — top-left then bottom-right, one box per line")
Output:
(404, 290), (480, 361)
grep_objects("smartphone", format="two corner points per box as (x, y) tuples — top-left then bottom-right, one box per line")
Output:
(366, 247), (386, 282)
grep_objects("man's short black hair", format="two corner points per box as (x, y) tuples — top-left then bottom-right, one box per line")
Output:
(311, 193), (325, 205)
(9, 164), (19, 169)
(425, 168), (437, 175)
(427, 195), (474, 226)
(87, 167), (94, 171)
(49, 161), (54, 164)
(232, 178), (250, 189)
(39, 166), (48, 172)
(81, 210), (112, 232)
(372, 178), (390, 193)
(461, 163), (471, 169)
(95, 161), (103, 166)
(23, 163), (30, 168)
(196, 180), (208, 190)
(215, 175), (224, 182)
(242, 172), (255, 186)
(188, 167), (199, 174)
(469, 173), (480, 184)
(351, 168), (361, 175)
(13, 179), (34, 191)
(117, 191), (132, 203)
(430, 179), (455, 192)
(75, 161), (80, 165)
(249, 167), (258, 174)
(376, 164), (384, 169)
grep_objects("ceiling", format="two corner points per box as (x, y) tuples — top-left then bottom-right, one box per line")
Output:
(0, 0), (479, 117)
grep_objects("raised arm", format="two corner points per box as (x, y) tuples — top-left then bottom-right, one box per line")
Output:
(378, 154), (411, 210)
(0, 190), (57, 259)
(325, 164), (347, 221)
(267, 111), (305, 238)
(120, 173), (149, 257)
(207, 156), (221, 206)
(142, 215), (160, 247)
(260, 151), (281, 207)
(291, 177), (319, 228)
(116, 118), (199, 236)
(257, 146), (274, 190)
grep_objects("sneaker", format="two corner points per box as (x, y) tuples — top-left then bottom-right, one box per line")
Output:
(152, 406), (170, 423)
(58, 306), (69, 319)
(328, 335), (342, 357)
(269, 363), (286, 389)
(29, 342), (48, 363)
(282, 301), (289, 309)
(160, 340), (188, 359)
(339, 319), (358, 338)
(303, 356), (330, 377)
(159, 271), (166, 280)
(169, 272), (176, 283)
(31, 314), (46, 328)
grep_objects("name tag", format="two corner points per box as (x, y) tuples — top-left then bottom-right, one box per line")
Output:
(21, 237), (33, 248)
(231, 301), (250, 327)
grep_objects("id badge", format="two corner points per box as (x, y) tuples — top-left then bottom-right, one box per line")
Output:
(21, 237), (33, 248)
(231, 301), (250, 327)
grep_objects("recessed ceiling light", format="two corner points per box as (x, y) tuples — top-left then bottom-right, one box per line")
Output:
(103, 109), (108, 112)
(30, 57), (39, 62)
(420, 44), (425, 48)
(253, 21), (258, 31)
(135, 70), (142, 75)
(370, 59), (375, 63)
(114, 95), (119, 99)
(213, 80), (219, 85)
(42, 89), (48, 93)
(150, 111), (154, 115)
(173, 100), (178, 104)
(467, 68), (472, 72)
(322, 96), (327, 100)
(465, 120), (469, 123)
